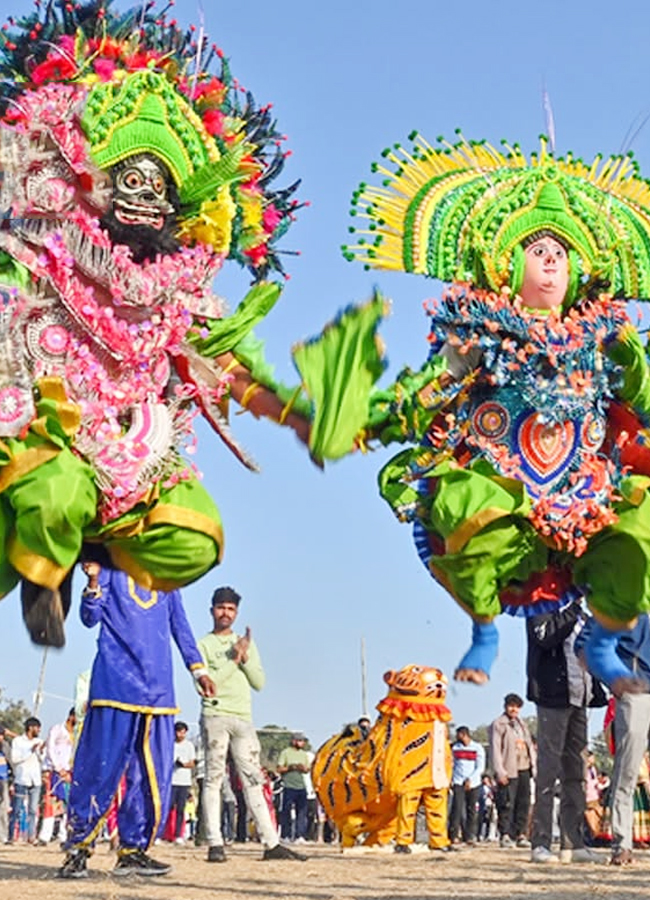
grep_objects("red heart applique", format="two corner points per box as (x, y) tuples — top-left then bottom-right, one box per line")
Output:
(517, 414), (575, 482)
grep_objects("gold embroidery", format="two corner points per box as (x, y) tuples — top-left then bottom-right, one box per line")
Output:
(127, 576), (158, 610)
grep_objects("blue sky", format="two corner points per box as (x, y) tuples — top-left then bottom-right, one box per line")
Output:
(1, 0), (649, 747)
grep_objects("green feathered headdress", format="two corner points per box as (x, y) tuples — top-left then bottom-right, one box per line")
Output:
(82, 70), (248, 213)
(344, 133), (650, 300)
(83, 71), (219, 189)
(0, 0), (301, 281)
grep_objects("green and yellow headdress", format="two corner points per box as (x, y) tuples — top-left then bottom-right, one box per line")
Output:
(344, 133), (650, 300)
(0, 0), (301, 280)
(83, 70), (221, 189)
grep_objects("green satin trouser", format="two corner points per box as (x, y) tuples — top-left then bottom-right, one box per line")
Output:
(0, 437), (223, 594)
(380, 452), (650, 626)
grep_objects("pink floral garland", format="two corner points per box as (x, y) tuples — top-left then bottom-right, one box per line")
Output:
(1, 81), (233, 516)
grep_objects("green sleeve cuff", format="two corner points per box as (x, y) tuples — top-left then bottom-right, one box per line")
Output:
(608, 324), (650, 418)
(187, 279), (312, 418)
(232, 331), (312, 418)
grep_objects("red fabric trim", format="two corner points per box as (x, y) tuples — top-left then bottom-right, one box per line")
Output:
(376, 696), (452, 722)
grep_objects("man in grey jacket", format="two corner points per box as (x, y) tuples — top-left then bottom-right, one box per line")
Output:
(489, 694), (536, 848)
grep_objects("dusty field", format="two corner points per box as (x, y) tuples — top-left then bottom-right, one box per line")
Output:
(1, 839), (649, 900)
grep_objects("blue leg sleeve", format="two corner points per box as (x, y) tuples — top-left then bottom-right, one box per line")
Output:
(66, 707), (139, 849)
(118, 713), (174, 851)
(456, 621), (499, 677)
(583, 621), (634, 689)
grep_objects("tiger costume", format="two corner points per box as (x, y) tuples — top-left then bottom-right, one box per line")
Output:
(312, 664), (453, 850)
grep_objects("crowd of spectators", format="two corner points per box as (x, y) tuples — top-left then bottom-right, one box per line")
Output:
(0, 697), (636, 864)
(7, 598), (650, 871)
(0, 705), (617, 860)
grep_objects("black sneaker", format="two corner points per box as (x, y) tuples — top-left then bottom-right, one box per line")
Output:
(394, 844), (412, 854)
(59, 848), (89, 879)
(262, 843), (307, 861)
(113, 849), (171, 877)
(207, 845), (227, 863)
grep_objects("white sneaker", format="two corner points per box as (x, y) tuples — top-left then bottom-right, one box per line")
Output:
(175, 837), (185, 846)
(530, 846), (559, 863)
(560, 847), (601, 864)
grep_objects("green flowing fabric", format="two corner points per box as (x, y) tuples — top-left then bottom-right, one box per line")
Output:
(187, 281), (283, 358)
(0, 251), (31, 290)
(3, 444), (97, 591)
(606, 326), (650, 418)
(0, 432), (222, 593)
(379, 456), (548, 619)
(575, 476), (650, 623)
(433, 516), (547, 619)
(293, 292), (388, 463)
(428, 463), (546, 618)
(94, 477), (223, 587)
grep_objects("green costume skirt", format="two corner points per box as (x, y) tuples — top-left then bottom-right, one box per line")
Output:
(380, 453), (650, 627)
(0, 423), (222, 595)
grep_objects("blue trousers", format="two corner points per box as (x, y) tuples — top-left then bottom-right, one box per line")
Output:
(281, 787), (308, 840)
(9, 783), (40, 841)
(67, 706), (174, 851)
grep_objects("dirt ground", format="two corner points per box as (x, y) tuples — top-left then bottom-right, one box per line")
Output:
(2, 840), (650, 900)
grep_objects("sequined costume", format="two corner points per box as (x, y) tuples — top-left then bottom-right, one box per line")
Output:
(0, 0), (310, 643)
(296, 135), (650, 683)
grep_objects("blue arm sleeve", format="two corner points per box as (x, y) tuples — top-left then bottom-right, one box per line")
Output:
(79, 569), (110, 628)
(169, 591), (204, 671)
(583, 621), (635, 688)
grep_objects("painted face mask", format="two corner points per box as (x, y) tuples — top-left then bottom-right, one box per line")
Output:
(111, 153), (175, 231)
(102, 153), (181, 262)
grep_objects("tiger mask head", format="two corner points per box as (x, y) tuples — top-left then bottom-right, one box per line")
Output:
(378, 664), (451, 721)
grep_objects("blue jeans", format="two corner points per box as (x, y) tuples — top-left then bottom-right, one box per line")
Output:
(10, 783), (40, 841)
(281, 787), (308, 840)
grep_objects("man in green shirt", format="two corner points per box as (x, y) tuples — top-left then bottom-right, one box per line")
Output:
(277, 734), (311, 842)
(198, 586), (305, 863)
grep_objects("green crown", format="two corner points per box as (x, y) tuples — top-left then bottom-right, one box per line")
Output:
(345, 134), (650, 299)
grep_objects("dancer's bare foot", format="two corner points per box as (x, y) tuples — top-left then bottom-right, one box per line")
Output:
(454, 667), (489, 685)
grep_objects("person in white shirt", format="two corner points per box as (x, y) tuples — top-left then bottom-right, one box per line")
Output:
(9, 717), (44, 842)
(170, 722), (195, 844)
(38, 708), (76, 844)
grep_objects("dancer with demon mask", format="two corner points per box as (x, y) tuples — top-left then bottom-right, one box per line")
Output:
(0, 0), (338, 647)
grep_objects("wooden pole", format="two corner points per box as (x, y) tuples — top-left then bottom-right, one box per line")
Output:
(360, 637), (368, 716)
(32, 648), (48, 716)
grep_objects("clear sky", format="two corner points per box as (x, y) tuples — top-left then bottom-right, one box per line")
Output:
(1, 0), (648, 747)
